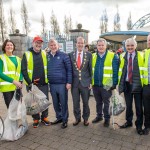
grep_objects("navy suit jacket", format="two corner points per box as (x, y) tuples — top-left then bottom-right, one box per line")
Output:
(69, 50), (92, 88)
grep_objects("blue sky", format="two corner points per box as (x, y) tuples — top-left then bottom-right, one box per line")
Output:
(3, 0), (150, 43)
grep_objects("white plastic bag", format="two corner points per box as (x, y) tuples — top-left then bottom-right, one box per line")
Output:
(110, 89), (125, 116)
(24, 85), (51, 115)
(2, 91), (28, 141)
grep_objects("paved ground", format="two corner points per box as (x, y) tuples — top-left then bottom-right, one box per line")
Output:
(0, 85), (150, 150)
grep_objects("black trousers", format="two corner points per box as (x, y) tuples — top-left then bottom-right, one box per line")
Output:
(124, 82), (143, 128)
(143, 85), (150, 128)
(92, 86), (112, 120)
(71, 83), (90, 121)
(3, 91), (15, 108)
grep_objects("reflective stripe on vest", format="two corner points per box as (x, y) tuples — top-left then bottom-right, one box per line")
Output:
(92, 51), (114, 85)
(25, 50), (48, 85)
(0, 54), (21, 92)
(119, 51), (144, 85)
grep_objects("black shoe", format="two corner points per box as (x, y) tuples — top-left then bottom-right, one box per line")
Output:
(73, 119), (81, 126)
(104, 120), (110, 127)
(83, 120), (89, 126)
(51, 119), (62, 125)
(136, 128), (143, 135)
(120, 122), (132, 129)
(143, 128), (149, 135)
(92, 117), (103, 123)
(61, 122), (68, 129)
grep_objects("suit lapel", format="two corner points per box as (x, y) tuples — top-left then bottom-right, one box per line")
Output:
(73, 51), (78, 69)
(73, 51), (76, 62)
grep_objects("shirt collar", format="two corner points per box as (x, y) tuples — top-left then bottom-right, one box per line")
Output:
(128, 51), (136, 57)
(77, 50), (83, 55)
(98, 51), (106, 58)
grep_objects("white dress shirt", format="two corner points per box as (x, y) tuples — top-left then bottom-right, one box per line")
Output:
(76, 50), (83, 64)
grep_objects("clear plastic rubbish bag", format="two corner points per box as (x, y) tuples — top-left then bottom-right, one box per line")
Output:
(1, 90), (28, 141)
(24, 84), (51, 115)
(103, 78), (113, 91)
(110, 89), (125, 116)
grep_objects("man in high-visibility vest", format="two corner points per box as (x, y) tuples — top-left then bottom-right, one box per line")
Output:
(143, 35), (150, 135)
(92, 38), (118, 127)
(119, 38), (144, 135)
(21, 36), (50, 128)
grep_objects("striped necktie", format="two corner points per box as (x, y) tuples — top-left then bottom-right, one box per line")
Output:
(128, 54), (132, 83)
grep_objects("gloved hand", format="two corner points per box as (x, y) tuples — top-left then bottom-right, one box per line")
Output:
(28, 84), (32, 91)
(33, 78), (40, 85)
(109, 85), (116, 91)
(15, 89), (23, 101)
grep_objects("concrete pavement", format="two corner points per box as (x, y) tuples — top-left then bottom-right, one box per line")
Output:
(0, 86), (150, 150)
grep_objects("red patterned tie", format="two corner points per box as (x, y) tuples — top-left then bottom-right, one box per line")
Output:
(77, 53), (81, 69)
(128, 54), (132, 83)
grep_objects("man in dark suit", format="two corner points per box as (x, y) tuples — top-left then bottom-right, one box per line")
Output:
(69, 36), (92, 126)
(119, 38), (143, 135)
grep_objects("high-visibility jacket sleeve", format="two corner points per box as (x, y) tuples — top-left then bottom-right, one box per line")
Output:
(0, 59), (13, 83)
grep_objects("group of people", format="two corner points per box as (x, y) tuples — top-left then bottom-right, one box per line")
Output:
(0, 35), (150, 136)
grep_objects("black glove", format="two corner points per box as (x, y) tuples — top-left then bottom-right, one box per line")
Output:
(15, 89), (23, 101)
(33, 78), (40, 85)
(28, 84), (32, 91)
(109, 85), (116, 91)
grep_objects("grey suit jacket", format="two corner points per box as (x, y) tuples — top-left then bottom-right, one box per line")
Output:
(69, 50), (92, 88)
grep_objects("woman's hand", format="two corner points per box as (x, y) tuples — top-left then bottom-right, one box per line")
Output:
(13, 80), (22, 89)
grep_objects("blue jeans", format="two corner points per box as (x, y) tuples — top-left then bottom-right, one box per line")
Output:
(49, 84), (68, 123)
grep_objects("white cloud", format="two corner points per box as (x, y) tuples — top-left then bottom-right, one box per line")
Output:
(3, 0), (150, 43)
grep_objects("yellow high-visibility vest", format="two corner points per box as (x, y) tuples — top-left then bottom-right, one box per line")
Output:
(143, 49), (150, 85)
(0, 54), (21, 92)
(92, 51), (114, 85)
(24, 50), (48, 85)
(119, 51), (144, 85)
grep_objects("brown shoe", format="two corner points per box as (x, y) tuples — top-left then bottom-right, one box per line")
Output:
(84, 120), (89, 126)
(73, 119), (81, 126)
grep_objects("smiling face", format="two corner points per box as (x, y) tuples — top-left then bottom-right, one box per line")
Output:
(1, 40), (16, 56)
(97, 38), (107, 54)
(125, 38), (137, 54)
(5, 42), (14, 55)
(48, 39), (59, 54)
(76, 37), (85, 52)
(32, 40), (43, 52)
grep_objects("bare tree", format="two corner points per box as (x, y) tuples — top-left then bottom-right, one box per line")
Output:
(0, 0), (7, 43)
(100, 15), (105, 34)
(41, 13), (46, 35)
(64, 15), (69, 35)
(100, 9), (108, 34)
(50, 10), (60, 35)
(21, 1), (29, 35)
(69, 15), (73, 30)
(64, 15), (73, 35)
(127, 12), (132, 30)
(114, 5), (121, 31)
(9, 6), (16, 34)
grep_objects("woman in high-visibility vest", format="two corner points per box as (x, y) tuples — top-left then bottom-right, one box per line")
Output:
(0, 39), (23, 108)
